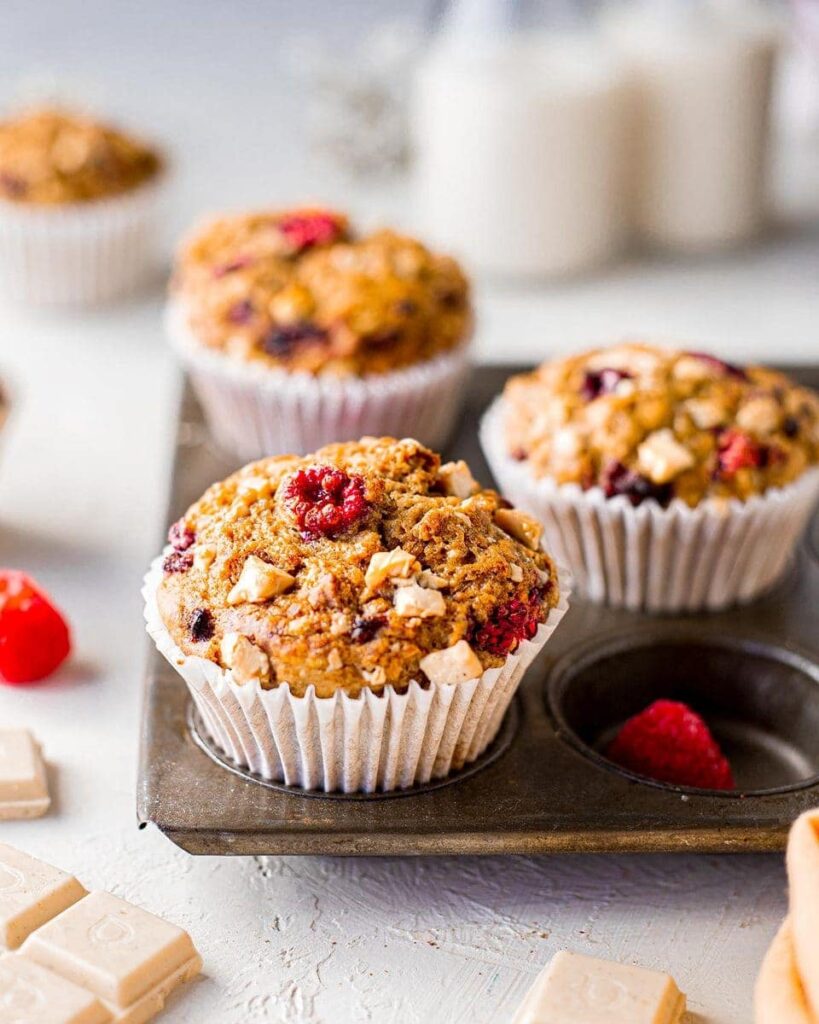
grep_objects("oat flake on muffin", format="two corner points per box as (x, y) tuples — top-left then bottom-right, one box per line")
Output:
(156, 437), (559, 698)
(171, 209), (471, 376)
(503, 343), (819, 507)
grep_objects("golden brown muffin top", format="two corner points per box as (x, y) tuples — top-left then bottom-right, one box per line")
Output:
(170, 209), (471, 375)
(502, 343), (819, 507)
(156, 437), (558, 698)
(0, 107), (161, 204)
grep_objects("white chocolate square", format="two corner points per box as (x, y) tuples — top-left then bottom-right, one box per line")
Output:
(22, 891), (201, 1014)
(0, 731), (50, 820)
(511, 951), (685, 1024)
(0, 843), (86, 950)
(0, 954), (111, 1023)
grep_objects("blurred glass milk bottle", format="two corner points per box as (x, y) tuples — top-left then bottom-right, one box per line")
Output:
(411, 0), (629, 278)
(603, 0), (781, 252)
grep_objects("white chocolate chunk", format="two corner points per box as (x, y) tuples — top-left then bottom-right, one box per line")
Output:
(227, 556), (294, 605)
(220, 633), (270, 685)
(494, 508), (543, 550)
(736, 396), (781, 435)
(420, 641), (483, 686)
(21, 890), (202, 1015)
(364, 548), (418, 593)
(684, 398), (725, 430)
(510, 564), (523, 583)
(416, 570), (447, 590)
(0, 954), (110, 1023)
(672, 354), (712, 382)
(438, 460), (480, 499)
(637, 429), (694, 484)
(361, 666), (386, 688)
(0, 844), (86, 951)
(511, 950), (685, 1024)
(192, 545), (216, 572)
(393, 584), (446, 618)
(0, 731), (51, 821)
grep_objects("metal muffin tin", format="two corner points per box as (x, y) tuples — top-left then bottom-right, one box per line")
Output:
(138, 365), (819, 855)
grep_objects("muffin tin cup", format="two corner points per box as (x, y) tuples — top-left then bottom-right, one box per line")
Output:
(142, 554), (570, 794)
(0, 177), (167, 306)
(481, 397), (819, 613)
(165, 301), (472, 459)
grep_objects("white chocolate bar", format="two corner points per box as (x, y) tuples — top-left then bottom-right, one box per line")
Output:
(0, 843), (86, 950)
(0, 730), (50, 820)
(511, 950), (685, 1024)
(0, 953), (111, 1024)
(22, 891), (202, 1023)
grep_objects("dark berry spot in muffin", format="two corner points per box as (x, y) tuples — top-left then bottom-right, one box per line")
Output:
(365, 329), (400, 349)
(511, 447), (527, 462)
(278, 211), (344, 252)
(350, 616), (386, 644)
(261, 322), (327, 358)
(600, 460), (673, 508)
(439, 289), (464, 309)
(783, 416), (799, 438)
(686, 351), (747, 381)
(189, 608), (214, 642)
(580, 368), (633, 401)
(716, 429), (763, 478)
(227, 299), (254, 324)
(0, 172), (27, 198)
(163, 551), (194, 574)
(472, 590), (544, 656)
(284, 466), (370, 539)
(168, 519), (196, 551)
(213, 255), (254, 278)
(394, 299), (418, 316)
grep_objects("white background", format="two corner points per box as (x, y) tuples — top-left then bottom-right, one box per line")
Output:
(0, 2), (815, 1021)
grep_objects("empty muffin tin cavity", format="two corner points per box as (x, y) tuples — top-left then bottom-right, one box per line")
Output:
(547, 631), (819, 796)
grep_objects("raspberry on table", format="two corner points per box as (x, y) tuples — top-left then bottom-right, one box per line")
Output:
(0, 571), (71, 684)
(284, 465), (370, 540)
(580, 368), (632, 401)
(278, 211), (344, 253)
(473, 590), (545, 656)
(605, 699), (735, 790)
(716, 429), (763, 478)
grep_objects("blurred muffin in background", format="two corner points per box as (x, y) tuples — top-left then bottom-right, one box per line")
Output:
(481, 343), (819, 613)
(0, 107), (165, 305)
(166, 207), (472, 458)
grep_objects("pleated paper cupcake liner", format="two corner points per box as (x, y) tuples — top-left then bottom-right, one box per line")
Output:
(0, 178), (165, 306)
(143, 554), (570, 794)
(165, 300), (472, 460)
(481, 397), (819, 614)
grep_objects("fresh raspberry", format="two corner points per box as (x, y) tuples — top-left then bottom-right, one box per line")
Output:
(278, 211), (344, 253)
(0, 572), (71, 684)
(685, 351), (747, 381)
(284, 466), (370, 540)
(599, 459), (673, 508)
(580, 368), (632, 401)
(606, 699), (734, 790)
(167, 519), (195, 551)
(473, 590), (545, 656)
(716, 429), (763, 478)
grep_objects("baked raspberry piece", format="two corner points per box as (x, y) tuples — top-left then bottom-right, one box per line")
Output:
(0, 571), (71, 684)
(599, 459), (673, 508)
(261, 322), (327, 358)
(580, 368), (632, 401)
(278, 211), (344, 253)
(473, 590), (545, 656)
(284, 465), (370, 540)
(606, 699), (734, 790)
(716, 429), (763, 478)
(168, 519), (195, 551)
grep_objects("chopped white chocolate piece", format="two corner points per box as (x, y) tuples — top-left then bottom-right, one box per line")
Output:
(0, 844), (86, 950)
(327, 649), (343, 671)
(0, 954), (110, 1023)
(672, 354), (712, 382)
(361, 666), (386, 687)
(420, 641), (483, 686)
(637, 429), (694, 484)
(220, 633), (270, 685)
(394, 584), (446, 618)
(737, 396), (781, 435)
(438, 460), (480, 499)
(364, 548), (418, 593)
(511, 950), (685, 1024)
(510, 564), (524, 583)
(192, 545), (216, 572)
(684, 398), (725, 430)
(494, 508), (543, 550)
(227, 555), (294, 605)
(21, 890), (202, 1019)
(0, 730), (51, 821)
(416, 570), (447, 590)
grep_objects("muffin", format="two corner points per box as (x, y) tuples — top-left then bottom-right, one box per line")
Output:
(165, 208), (473, 458)
(481, 343), (819, 612)
(0, 107), (164, 305)
(143, 437), (569, 792)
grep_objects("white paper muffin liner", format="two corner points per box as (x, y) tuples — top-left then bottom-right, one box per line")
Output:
(481, 397), (819, 614)
(143, 554), (570, 793)
(165, 300), (472, 459)
(0, 178), (165, 306)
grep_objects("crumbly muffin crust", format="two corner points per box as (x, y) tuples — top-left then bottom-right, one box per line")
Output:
(502, 344), (819, 506)
(170, 209), (471, 375)
(0, 108), (161, 205)
(156, 437), (558, 698)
